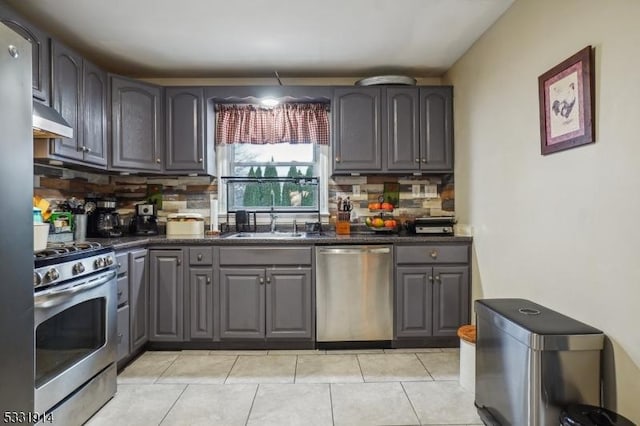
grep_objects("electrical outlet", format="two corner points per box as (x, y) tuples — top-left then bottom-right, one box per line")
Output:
(412, 184), (420, 198)
(425, 184), (438, 198)
(352, 184), (361, 197)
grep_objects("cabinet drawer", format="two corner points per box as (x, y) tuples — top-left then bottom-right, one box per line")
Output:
(396, 244), (468, 264)
(219, 246), (312, 266)
(117, 276), (129, 306)
(117, 305), (130, 362)
(189, 247), (213, 265)
(116, 252), (128, 276)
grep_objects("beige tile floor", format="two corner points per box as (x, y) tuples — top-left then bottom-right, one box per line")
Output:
(87, 348), (481, 426)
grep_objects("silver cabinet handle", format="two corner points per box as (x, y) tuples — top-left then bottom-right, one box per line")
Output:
(197, 254), (203, 261)
(415, 158), (419, 162)
(429, 276), (433, 281)
(156, 158), (161, 163)
(206, 277), (211, 284)
(259, 276), (264, 284)
(430, 250), (438, 259)
(435, 275), (441, 281)
(177, 258), (182, 265)
(198, 158), (203, 163)
(117, 333), (123, 343)
(421, 158), (427, 163)
(266, 277), (271, 284)
(117, 263), (122, 269)
(335, 156), (341, 162)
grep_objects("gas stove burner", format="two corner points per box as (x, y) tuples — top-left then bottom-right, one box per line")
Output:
(34, 242), (104, 259)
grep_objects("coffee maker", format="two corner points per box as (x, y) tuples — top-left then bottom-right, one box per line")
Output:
(131, 203), (159, 235)
(86, 198), (123, 238)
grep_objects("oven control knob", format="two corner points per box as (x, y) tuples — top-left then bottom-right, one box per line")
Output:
(105, 256), (114, 266)
(46, 268), (60, 281)
(34, 272), (43, 286)
(73, 263), (86, 274)
(95, 258), (105, 268)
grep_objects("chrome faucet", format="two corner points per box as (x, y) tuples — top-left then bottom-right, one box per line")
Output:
(270, 189), (277, 233)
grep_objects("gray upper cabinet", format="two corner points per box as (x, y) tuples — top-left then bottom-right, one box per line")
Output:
(189, 268), (214, 340)
(165, 87), (208, 173)
(149, 249), (184, 341)
(419, 87), (453, 172)
(219, 268), (265, 339)
(432, 266), (469, 336)
(385, 87), (420, 171)
(130, 249), (149, 352)
(332, 87), (382, 172)
(0, 2), (50, 103)
(265, 268), (312, 339)
(111, 76), (163, 172)
(82, 60), (108, 166)
(51, 40), (83, 161)
(332, 86), (453, 175)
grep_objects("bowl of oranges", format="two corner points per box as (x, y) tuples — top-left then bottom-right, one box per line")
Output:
(364, 216), (397, 232)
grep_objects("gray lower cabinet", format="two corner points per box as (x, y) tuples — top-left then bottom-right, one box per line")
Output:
(149, 249), (184, 341)
(395, 244), (470, 339)
(219, 268), (265, 339)
(265, 268), (312, 339)
(116, 305), (130, 361)
(219, 267), (312, 340)
(129, 249), (149, 351)
(189, 267), (214, 340)
(218, 246), (313, 341)
(111, 76), (163, 172)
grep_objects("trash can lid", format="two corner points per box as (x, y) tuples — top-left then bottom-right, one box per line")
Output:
(560, 404), (635, 426)
(457, 325), (476, 343)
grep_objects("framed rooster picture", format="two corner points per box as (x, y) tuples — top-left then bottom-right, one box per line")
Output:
(538, 46), (595, 155)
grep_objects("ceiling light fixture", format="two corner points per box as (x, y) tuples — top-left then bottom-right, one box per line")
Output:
(261, 98), (279, 107)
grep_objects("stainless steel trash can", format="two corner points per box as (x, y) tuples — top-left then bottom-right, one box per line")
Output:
(475, 299), (604, 426)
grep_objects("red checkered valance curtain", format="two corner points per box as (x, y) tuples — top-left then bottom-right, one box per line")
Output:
(215, 103), (329, 145)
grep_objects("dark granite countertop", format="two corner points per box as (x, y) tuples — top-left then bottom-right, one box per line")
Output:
(95, 232), (472, 250)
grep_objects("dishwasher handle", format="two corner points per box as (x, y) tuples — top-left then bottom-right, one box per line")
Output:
(317, 247), (391, 255)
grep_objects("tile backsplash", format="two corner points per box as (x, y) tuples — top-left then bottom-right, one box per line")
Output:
(34, 165), (453, 229)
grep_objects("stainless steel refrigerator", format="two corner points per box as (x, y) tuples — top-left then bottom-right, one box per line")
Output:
(0, 22), (35, 414)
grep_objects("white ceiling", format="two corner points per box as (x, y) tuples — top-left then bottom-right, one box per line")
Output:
(7, 0), (514, 78)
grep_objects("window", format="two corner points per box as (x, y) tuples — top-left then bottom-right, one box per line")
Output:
(217, 143), (329, 216)
(215, 102), (330, 218)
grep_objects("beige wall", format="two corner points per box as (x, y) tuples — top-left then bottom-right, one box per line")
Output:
(445, 0), (640, 421)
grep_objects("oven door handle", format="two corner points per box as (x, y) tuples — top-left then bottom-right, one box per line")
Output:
(34, 270), (116, 309)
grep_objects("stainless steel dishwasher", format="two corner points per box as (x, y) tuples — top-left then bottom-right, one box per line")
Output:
(315, 245), (393, 342)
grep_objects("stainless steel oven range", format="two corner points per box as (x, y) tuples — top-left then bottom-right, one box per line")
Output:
(33, 242), (117, 425)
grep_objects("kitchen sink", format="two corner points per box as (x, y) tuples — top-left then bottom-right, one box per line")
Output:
(225, 232), (307, 239)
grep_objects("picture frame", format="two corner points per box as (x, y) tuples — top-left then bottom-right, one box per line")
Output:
(538, 46), (595, 155)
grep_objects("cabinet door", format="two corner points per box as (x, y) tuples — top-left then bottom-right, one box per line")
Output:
(165, 87), (204, 172)
(111, 76), (163, 171)
(419, 87), (453, 171)
(333, 87), (381, 172)
(149, 249), (183, 341)
(395, 267), (433, 338)
(265, 268), (312, 339)
(189, 268), (214, 340)
(219, 268), (265, 339)
(129, 249), (149, 351)
(51, 40), (83, 160)
(82, 60), (108, 166)
(432, 266), (469, 336)
(0, 3), (50, 103)
(116, 305), (130, 362)
(385, 87), (420, 171)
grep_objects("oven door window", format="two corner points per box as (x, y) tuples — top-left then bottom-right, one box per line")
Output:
(35, 297), (106, 388)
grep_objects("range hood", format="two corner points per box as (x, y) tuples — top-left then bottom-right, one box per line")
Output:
(32, 101), (73, 139)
